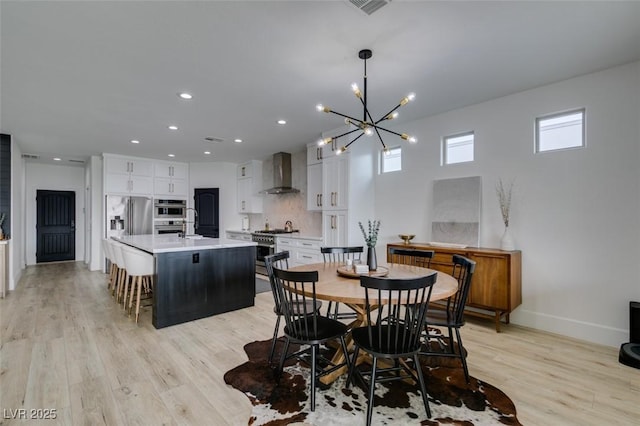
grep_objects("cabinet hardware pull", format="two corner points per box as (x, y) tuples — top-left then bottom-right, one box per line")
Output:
(319, 194), (322, 207)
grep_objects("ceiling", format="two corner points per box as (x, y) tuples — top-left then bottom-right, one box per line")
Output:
(2, 1), (639, 167)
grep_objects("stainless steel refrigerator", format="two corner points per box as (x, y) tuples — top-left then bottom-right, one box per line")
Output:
(105, 195), (153, 239)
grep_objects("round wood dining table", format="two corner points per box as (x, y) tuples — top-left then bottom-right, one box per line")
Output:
(287, 261), (458, 384)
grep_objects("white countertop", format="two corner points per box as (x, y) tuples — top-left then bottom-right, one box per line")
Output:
(114, 234), (257, 254)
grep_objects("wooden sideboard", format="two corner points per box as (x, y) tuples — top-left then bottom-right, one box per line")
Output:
(387, 242), (521, 332)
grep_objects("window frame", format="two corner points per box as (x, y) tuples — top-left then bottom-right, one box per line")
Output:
(442, 131), (475, 165)
(535, 108), (586, 153)
(380, 145), (402, 173)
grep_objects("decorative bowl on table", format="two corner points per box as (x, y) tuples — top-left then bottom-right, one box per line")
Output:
(398, 234), (415, 244)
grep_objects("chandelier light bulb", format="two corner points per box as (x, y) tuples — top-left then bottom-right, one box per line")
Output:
(383, 147), (391, 156)
(364, 127), (373, 136)
(409, 136), (417, 143)
(317, 137), (332, 146)
(336, 147), (346, 155)
(316, 104), (324, 112)
(400, 92), (416, 106)
(351, 83), (362, 98)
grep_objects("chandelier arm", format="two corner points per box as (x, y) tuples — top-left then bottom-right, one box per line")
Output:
(343, 132), (366, 150)
(333, 127), (363, 141)
(375, 103), (403, 124)
(357, 97), (378, 127)
(372, 127), (388, 151)
(371, 125), (405, 139)
(326, 109), (365, 125)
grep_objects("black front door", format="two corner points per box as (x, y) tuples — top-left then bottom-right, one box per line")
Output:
(36, 190), (76, 263)
(194, 188), (219, 238)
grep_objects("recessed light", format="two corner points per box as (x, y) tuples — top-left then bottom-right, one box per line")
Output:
(53, 157), (61, 161)
(168, 125), (178, 130)
(168, 154), (175, 158)
(234, 138), (242, 143)
(277, 119), (286, 125)
(204, 151), (211, 155)
(131, 139), (140, 144)
(178, 92), (193, 100)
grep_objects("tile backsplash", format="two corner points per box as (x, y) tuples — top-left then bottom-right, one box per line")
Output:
(249, 150), (322, 237)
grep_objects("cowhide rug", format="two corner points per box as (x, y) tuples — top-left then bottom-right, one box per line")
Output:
(224, 338), (521, 426)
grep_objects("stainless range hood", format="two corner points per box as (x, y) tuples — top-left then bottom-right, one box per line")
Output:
(261, 152), (300, 194)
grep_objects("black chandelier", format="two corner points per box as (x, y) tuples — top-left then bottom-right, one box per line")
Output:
(316, 49), (417, 155)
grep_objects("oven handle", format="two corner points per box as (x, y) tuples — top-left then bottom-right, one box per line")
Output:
(255, 243), (275, 249)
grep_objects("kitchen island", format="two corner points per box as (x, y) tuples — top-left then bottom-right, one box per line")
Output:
(115, 234), (257, 328)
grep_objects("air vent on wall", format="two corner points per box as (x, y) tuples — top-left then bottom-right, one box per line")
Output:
(204, 137), (225, 143)
(22, 154), (39, 159)
(348, 0), (390, 15)
(68, 159), (85, 164)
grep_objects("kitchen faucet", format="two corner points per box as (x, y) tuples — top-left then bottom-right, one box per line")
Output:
(180, 207), (199, 238)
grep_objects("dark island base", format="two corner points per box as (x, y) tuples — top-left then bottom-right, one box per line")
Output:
(153, 246), (256, 328)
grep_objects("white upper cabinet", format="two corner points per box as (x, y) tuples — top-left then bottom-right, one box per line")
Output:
(104, 155), (154, 195)
(307, 162), (323, 211)
(322, 154), (349, 211)
(154, 162), (188, 180)
(105, 156), (153, 177)
(237, 160), (263, 213)
(153, 161), (189, 197)
(307, 143), (324, 165)
(104, 154), (189, 198)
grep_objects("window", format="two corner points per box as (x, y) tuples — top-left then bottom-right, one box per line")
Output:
(381, 146), (401, 173)
(443, 132), (474, 165)
(536, 109), (585, 153)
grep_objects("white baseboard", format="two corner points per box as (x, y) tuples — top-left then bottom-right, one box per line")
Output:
(510, 309), (628, 348)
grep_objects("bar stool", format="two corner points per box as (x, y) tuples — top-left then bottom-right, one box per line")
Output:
(110, 241), (129, 304)
(103, 239), (117, 292)
(120, 245), (154, 323)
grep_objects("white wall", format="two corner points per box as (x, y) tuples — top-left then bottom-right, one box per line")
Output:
(374, 61), (640, 347)
(188, 162), (238, 236)
(88, 156), (103, 271)
(25, 163), (86, 265)
(9, 139), (24, 290)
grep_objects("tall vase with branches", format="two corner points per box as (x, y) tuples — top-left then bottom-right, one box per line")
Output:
(496, 179), (514, 250)
(359, 219), (381, 271)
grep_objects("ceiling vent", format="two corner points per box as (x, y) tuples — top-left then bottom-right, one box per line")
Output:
(204, 137), (225, 143)
(22, 154), (39, 159)
(348, 0), (390, 15)
(68, 159), (85, 164)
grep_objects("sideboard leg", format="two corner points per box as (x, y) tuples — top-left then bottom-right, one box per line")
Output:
(494, 311), (502, 332)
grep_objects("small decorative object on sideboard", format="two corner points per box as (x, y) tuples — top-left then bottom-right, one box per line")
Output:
(496, 178), (515, 251)
(0, 212), (5, 240)
(359, 219), (380, 271)
(399, 234), (415, 244)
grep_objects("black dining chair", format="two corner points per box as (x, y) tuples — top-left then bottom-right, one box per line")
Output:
(346, 273), (437, 425)
(264, 251), (323, 365)
(421, 254), (476, 383)
(272, 266), (350, 411)
(321, 246), (363, 320)
(388, 246), (434, 268)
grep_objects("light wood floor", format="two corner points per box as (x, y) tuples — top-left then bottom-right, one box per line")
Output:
(1, 262), (638, 425)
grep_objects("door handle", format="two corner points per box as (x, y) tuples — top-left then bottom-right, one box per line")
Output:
(70, 220), (75, 230)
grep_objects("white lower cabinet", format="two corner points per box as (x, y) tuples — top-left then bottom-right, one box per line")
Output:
(323, 211), (348, 247)
(276, 236), (322, 267)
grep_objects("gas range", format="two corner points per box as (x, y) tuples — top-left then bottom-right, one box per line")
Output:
(251, 229), (299, 245)
(252, 229), (299, 276)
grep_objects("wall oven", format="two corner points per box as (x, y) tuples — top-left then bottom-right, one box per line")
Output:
(154, 220), (184, 235)
(155, 199), (186, 219)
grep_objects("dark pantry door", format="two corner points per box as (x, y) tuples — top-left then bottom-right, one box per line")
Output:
(36, 190), (76, 263)
(194, 188), (219, 238)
